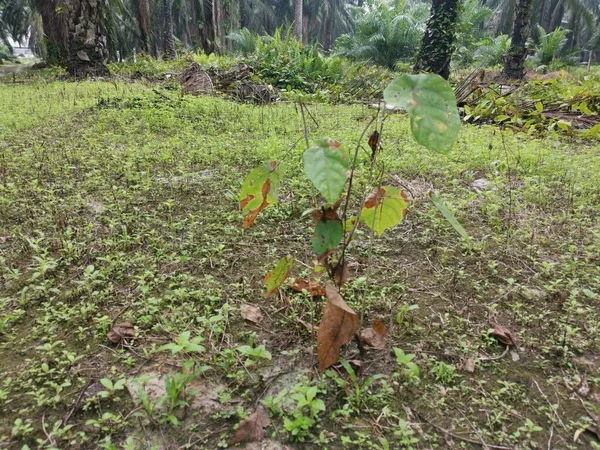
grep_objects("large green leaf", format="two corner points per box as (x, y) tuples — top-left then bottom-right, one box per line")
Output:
(303, 138), (349, 204)
(360, 186), (409, 236)
(312, 219), (343, 259)
(264, 256), (294, 296)
(239, 161), (283, 229)
(384, 74), (460, 154)
(430, 193), (470, 240)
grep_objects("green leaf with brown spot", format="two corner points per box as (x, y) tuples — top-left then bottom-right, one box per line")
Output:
(239, 161), (283, 229)
(360, 186), (409, 236)
(264, 256), (294, 296)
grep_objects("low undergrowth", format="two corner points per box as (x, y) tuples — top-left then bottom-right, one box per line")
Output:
(1, 77), (600, 449)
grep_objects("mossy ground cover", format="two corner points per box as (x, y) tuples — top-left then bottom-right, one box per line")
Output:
(1, 72), (599, 449)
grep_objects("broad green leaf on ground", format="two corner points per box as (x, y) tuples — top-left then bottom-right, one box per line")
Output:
(430, 193), (470, 240)
(585, 123), (600, 138)
(317, 283), (360, 372)
(304, 138), (349, 203)
(360, 186), (409, 236)
(264, 256), (293, 296)
(239, 161), (282, 229)
(384, 74), (460, 153)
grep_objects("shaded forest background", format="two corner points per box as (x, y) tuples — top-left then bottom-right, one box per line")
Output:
(1, 0), (599, 73)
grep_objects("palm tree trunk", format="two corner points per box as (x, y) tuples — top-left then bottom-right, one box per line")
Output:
(413, 0), (460, 80)
(163, 0), (176, 59)
(66, 0), (109, 77)
(136, 0), (150, 54)
(39, 0), (69, 66)
(293, 0), (303, 41)
(213, 0), (224, 53)
(502, 0), (533, 80)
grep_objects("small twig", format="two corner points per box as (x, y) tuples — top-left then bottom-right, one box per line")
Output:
(62, 379), (93, 426)
(533, 379), (566, 430)
(298, 101), (310, 150)
(479, 345), (510, 362)
(340, 114), (378, 253)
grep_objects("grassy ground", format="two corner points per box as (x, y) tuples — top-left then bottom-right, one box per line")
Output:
(1, 72), (600, 450)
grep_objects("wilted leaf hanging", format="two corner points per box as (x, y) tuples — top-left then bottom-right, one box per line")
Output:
(107, 322), (135, 344)
(317, 283), (360, 372)
(290, 278), (327, 297)
(228, 406), (271, 446)
(368, 130), (380, 161)
(264, 256), (293, 296)
(240, 304), (262, 324)
(384, 74), (460, 153)
(360, 186), (409, 236)
(303, 138), (349, 204)
(360, 319), (387, 350)
(239, 161), (283, 229)
(490, 323), (517, 346)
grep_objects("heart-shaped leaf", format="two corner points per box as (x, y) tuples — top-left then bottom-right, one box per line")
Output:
(384, 74), (460, 153)
(304, 138), (348, 204)
(360, 186), (409, 236)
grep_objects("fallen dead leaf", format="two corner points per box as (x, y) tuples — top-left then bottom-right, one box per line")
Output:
(359, 319), (387, 350)
(462, 356), (476, 373)
(290, 278), (326, 296)
(490, 323), (517, 346)
(317, 283), (360, 372)
(241, 304), (262, 324)
(228, 406), (271, 446)
(107, 322), (134, 344)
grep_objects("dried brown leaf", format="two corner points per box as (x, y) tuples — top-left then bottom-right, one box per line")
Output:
(317, 283), (360, 372)
(490, 323), (517, 346)
(107, 322), (134, 344)
(360, 319), (387, 350)
(241, 304), (262, 324)
(462, 356), (476, 373)
(290, 278), (326, 297)
(228, 406), (271, 446)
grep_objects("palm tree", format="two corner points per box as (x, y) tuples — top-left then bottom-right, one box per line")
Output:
(335, 0), (428, 68)
(213, 0), (224, 52)
(294, 0), (303, 40)
(163, 0), (175, 58)
(136, 0), (150, 53)
(414, 0), (461, 79)
(66, 0), (110, 77)
(37, 0), (69, 65)
(502, 0), (533, 79)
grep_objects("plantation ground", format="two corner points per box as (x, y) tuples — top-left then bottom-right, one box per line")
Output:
(1, 72), (600, 450)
